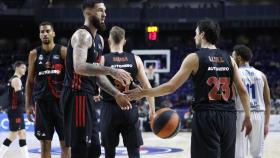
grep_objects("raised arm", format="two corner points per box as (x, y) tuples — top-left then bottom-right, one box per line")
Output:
(231, 57), (252, 135)
(25, 49), (37, 122)
(261, 72), (271, 138)
(141, 53), (198, 97)
(71, 29), (132, 86)
(135, 55), (155, 118)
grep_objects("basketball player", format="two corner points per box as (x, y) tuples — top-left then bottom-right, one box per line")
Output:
(0, 61), (29, 158)
(100, 26), (155, 158)
(25, 21), (70, 158)
(127, 18), (252, 158)
(232, 45), (271, 158)
(61, 1), (132, 158)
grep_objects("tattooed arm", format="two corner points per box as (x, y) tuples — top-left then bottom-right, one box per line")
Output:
(97, 56), (131, 109)
(97, 75), (132, 110)
(72, 29), (132, 86)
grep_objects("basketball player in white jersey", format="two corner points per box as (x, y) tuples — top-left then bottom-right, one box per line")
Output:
(232, 45), (271, 158)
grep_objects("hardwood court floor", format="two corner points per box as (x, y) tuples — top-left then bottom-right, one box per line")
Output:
(0, 132), (280, 158)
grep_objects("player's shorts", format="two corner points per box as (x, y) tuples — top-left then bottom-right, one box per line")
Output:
(61, 87), (100, 148)
(100, 101), (143, 148)
(34, 98), (64, 140)
(7, 109), (25, 131)
(235, 111), (264, 158)
(191, 110), (236, 158)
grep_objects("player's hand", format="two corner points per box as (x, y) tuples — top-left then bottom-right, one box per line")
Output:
(114, 93), (132, 110)
(125, 84), (144, 101)
(26, 106), (35, 122)
(241, 116), (252, 136)
(93, 95), (103, 102)
(264, 124), (269, 138)
(110, 69), (132, 87)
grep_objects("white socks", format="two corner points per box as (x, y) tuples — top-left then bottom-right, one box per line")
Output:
(0, 144), (9, 158)
(20, 145), (30, 158)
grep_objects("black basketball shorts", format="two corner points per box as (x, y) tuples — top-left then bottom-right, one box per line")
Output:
(100, 101), (143, 148)
(7, 109), (25, 131)
(34, 98), (64, 140)
(61, 88), (100, 148)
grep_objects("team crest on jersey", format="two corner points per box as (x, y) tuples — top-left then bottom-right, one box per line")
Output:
(29, 146), (183, 156)
(98, 43), (102, 50)
(38, 54), (43, 60)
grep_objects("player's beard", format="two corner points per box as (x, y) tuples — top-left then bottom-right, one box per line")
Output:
(90, 15), (106, 31)
(42, 39), (50, 44)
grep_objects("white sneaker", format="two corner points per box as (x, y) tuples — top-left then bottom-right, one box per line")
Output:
(20, 146), (30, 158)
(0, 144), (9, 158)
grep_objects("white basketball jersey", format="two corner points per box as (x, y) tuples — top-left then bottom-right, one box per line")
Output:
(235, 66), (265, 111)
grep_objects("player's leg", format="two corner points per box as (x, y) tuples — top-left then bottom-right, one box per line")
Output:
(220, 111), (237, 158)
(87, 110), (101, 158)
(191, 111), (221, 158)
(100, 102), (120, 158)
(40, 140), (52, 158)
(34, 100), (55, 158)
(0, 131), (17, 158)
(0, 110), (21, 158)
(235, 112), (248, 158)
(249, 112), (264, 158)
(53, 98), (70, 158)
(121, 105), (143, 158)
(18, 128), (30, 158)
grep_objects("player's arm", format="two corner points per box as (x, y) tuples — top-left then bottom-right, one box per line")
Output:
(231, 57), (252, 135)
(25, 49), (37, 122)
(72, 29), (132, 86)
(128, 53), (198, 99)
(261, 72), (271, 138)
(97, 56), (132, 110)
(60, 46), (67, 63)
(135, 55), (155, 118)
(11, 77), (24, 105)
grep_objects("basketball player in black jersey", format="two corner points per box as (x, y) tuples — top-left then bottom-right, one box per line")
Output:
(61, 1), (132, 158)
(25, 22), (70, 158)
(100, 26), (155, 158)
(0, 61), (30, 158)
(127, 19), (253, 158)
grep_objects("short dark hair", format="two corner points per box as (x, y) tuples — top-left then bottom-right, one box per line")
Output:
(110, 26), (125, 44)
(14, 61), (25, 69)
(233, 44), (253, 62)
(196, 18), (220, 45)
(82, 0), (103, 10)
(39, 21), (54, 30)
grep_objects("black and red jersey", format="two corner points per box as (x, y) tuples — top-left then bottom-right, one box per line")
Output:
(101, 52), (138, 101)
(33, 44), (65, 99)
(64, 25), (99, 95)
(191, 48), (235, 111)
(8, 75), (24, 111)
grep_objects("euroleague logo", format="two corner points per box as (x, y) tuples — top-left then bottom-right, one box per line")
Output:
(29, 146), (183, 156)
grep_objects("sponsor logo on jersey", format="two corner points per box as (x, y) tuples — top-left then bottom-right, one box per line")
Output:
(38, 70), (61, 75)
(208, 66), (229, 71)
(111, 64), (133, 68)
(113, 57), (129, 62)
